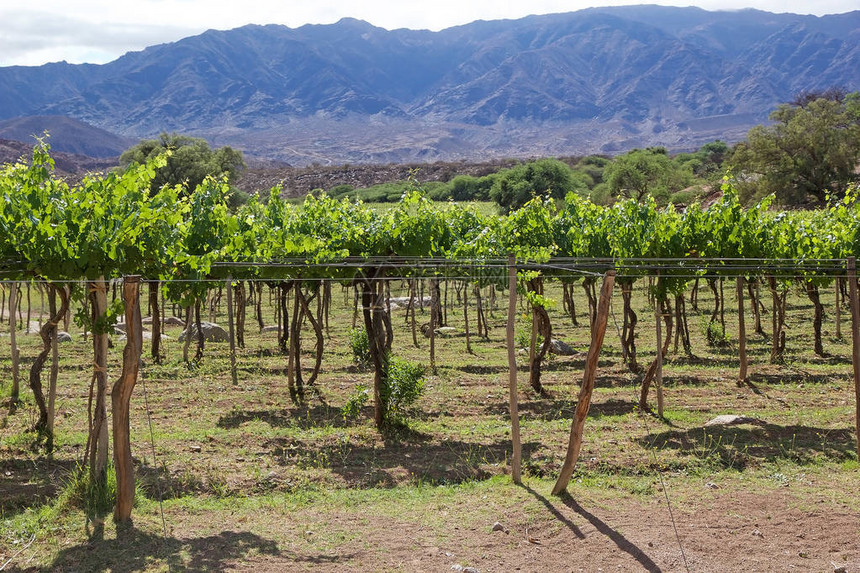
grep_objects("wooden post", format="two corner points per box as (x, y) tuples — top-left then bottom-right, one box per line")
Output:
(655, 295), (664, 419)
(848, 257), (860, 461)
(836, 278), (842, 339)
(506, 255), (522, 484)
(9, 282), (20, 406)
(226, 276), (238, 386)
(111, 276), (142, 522)
(463, 281), (473, 354)
(182, 304), (193, 363)
(737, 276), (748, 384)
(553, 270), (615, 496)
(430, 278), (437, 374)
(47, 290), (60, 448)
(149, 281), (162, 363)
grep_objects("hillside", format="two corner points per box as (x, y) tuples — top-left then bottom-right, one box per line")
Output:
(0, 6), (858, 164)
(0, 138), (117, 178)
(0, 116), (132, 158)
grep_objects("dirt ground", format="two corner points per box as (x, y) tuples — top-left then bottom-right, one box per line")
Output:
(5, 474), (856, 573)
(2, 279), (860, 572)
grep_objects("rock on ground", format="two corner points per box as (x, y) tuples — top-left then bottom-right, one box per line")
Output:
(549, 339), (576, 355)
(178, 322), (229, 343)
(704, 414), (762, 427)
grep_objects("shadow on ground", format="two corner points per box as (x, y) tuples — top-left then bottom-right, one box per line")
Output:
(522, 485), (663, 572)
(640, 422), (855, 468)
(8, 526), (287, 573)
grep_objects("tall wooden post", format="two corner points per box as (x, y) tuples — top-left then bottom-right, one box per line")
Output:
(47, 291), (60, 448)
(9, 283), (20, 406)
(553, 270), (616, 496)
(836, 278), (842, 339)
(737, 276), (748, 384)
(112, 276), (142, 522)
(848, 257), (860, 461)
(463, 281), (473, 354)
(430, 278), (437, 374)
(655, 296), (664, 419)
(506, 255), (522, 484)
(226, 276), (238, 386)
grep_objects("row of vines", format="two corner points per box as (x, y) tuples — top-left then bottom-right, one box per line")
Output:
(3, 142), (860, 519)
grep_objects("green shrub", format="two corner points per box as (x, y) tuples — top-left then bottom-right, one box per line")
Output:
(382, 355), (425, 423)
(342, 383), (370, 421)
(349, 327), (370, 368)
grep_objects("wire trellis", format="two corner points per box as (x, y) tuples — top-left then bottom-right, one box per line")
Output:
(0, 256), (855, 285)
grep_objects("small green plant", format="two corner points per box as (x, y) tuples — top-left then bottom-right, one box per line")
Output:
(349, 327), (371, 368)
(62, 463), (117, 518)
(342, 383), (370, 421)
(515, 318), (543, 350)
(382, 355), (425, 424)
(701, 316), (729, 346)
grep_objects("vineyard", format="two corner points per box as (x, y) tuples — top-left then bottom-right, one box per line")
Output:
(2, 144), (860, 571)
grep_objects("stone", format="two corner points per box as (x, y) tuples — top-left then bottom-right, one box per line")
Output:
(56, 331), (72, 343)
(549, 339), (576, 355)
(164, 316), (186, 327)
(704, 414), (762, 427)
(833, 565), (847, 573)
(178, 321), (229, 342)
(261, 325), (280, 333)
(190, 445), (202, 453)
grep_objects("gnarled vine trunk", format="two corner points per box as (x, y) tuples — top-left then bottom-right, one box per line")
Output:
(527, 277), (552, 396)
(85, 278), (110, 480)
(8, 283), (20, 412)
(639, 297), (673, 412)
(768, 276), (787, 363)
(582, 277), (597, 327)
(562, 282), (579, 326)
(29, 283), (68, 452)
(234, 280), (246, 349)
(806, 281), (825, 357)
(359, 269), (390, 429)
(707, 277), (722, 344)
(620, 281), (639, 372)
(296, 286), (325, 396)
(673, 293), (692, 357)
(149, 281), (162, 363)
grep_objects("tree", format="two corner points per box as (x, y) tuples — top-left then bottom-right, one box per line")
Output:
(490, 159), (584, 212)
(604, 148), (677, 202)
(730, 92), (860, 205)
(119, 132), (245, 195)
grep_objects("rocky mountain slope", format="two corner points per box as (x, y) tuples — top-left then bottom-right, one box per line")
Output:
(1, 6), (857, 164)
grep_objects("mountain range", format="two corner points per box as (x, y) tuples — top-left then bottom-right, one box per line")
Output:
(1, 6), (858, 165)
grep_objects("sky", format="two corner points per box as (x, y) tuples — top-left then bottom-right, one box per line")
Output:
(1, 0), (856, 67)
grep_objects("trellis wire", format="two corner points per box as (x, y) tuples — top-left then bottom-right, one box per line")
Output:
(0, 256), (855, 285)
